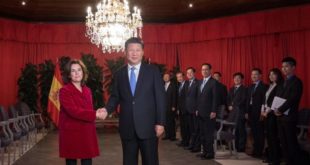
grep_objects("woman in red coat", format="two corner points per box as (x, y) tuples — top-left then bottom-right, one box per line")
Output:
(59, 59), (106, 165)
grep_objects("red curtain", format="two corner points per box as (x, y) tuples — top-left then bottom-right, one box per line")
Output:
(1, 4), (310, 110)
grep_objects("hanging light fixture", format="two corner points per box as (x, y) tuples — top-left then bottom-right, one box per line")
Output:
(85, 0), (143, 53)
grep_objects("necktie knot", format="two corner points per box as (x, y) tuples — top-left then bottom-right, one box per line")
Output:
(203, 79), (207, 84)
(131, 67), (136, 71)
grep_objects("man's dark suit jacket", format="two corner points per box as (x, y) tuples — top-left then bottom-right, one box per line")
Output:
(197, 77), (220, 119)
(218, 82), (228, 106)
(185, 78), (199, 114)
(246, 81), (268, 116)
(106, 63), (166, 140)
(227, 85), (247, 120)
(276, 76), (303, 122)
(177, 81), (188, 115)
(165, 82), (177, 112)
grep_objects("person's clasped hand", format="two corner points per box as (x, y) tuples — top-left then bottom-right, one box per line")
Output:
(96, 108), (108, 120)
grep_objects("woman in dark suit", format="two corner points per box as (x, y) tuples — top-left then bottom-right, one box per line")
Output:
(59, 59), (106, 165)
(261, 68), (284, 165)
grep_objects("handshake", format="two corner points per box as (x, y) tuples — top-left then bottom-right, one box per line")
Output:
(96, 108), (108, 120)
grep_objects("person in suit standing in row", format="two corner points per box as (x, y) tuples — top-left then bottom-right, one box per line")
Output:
(163, 73), (177, 141)
(184, 67), (201, 152)
(227, 72), (247, 153)
(260, 68), (283, 165)
(275, 57), (303, 165)
(246, 68), (268, 158)
(196, 63), (220, 160)
(103, 37), (166, 165)
(176, 72), (190, 147)
(213, 72), (228, 119)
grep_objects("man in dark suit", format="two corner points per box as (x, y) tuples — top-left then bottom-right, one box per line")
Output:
(275, 57), (303, 165)
(227, 72), (247, 152)
(184, 67), (201, 152)
(175, 71), (190, 147)
(213, 72), (228, 119)
(246, 68), (267, 157)
(103, 37), (166, 165)
(163, 73), (177, 141)
(196, 63), (220, 160)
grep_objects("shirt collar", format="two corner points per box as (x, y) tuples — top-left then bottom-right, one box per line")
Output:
(128, 62), (141, 71)
(253, 80), (260, 85)
(235, 84), (241, 88)
(203, 75), (211, 82)
(286, 74), (295, 80)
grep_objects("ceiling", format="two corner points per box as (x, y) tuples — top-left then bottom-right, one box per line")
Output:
(0, 0), (309, 23)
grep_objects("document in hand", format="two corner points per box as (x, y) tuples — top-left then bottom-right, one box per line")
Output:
(271, 96), (286, 111)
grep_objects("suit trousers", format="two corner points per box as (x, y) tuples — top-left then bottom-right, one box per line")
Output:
(121, 132), (159, 165)
(277, 117), (299, 165)
(235, 118), (247, 151)
(180, 113), (190, 145)
(199, 116), (216, 156)
(189, 114), (201, 149)
(249, 108), (265, 156)
(165, 110), (176, 139)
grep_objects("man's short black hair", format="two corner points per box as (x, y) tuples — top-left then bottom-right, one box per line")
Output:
(282, 56), (296, 67)
(233, 72), (244, 79)
(201, 63), (212, 69)
(214, 72), (222, 77)
(176, 71), (184, 76)
(125, 37), (144, 50)
(252, 68), (262, 74)
(186, 67), (196, 73)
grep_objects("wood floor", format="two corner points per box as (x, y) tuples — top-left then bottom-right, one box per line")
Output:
(12, 126), (264, 165)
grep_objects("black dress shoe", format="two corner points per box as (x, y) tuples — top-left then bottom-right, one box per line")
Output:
(176, 142), (184, 147)
(268, 163), (280, 165)
(237, 149), (245, 152)
(182, 144), (189, 148)
(196, 153), (204, 158)
(201, 154), (214, 160)
(191, 148), (200, 153)
(253, 154), (262, 159)
(170, 138), (177, 141)
(184, 146), (193, 150)
(262, 159), (271, 163)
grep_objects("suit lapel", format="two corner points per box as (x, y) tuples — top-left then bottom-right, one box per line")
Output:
(122, 66), (132, 96)
(201, 78), (212, 94)
(134, 63), (145, 97)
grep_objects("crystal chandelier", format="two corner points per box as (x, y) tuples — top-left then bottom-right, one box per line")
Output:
(85, 0), (143, 53)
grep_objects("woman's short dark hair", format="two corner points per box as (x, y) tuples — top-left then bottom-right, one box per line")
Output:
(63, 59), (88, 85)
(269, 68), (284, 84)
(233, 72), (244, 79)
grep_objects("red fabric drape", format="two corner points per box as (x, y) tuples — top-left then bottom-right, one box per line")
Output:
(1, 4), (310, 110)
